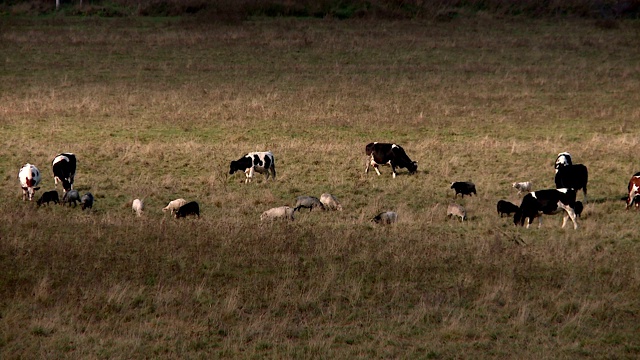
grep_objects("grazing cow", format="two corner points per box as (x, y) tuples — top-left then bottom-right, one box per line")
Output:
(371, 211), (398, 224)
(132, 199), (144, 216)
(497, 200), (519, 217)
(261, 206), (296, 221)
(294, 196), (325, 212)
(625, 172), (640, 210)
(365, 142), (417, 178)
(555, 152), (572, 173)
(62, 190), (81, 207)
(229, 151), (276, 183)
(447, 203), (466, 222)
(512, 181), (532, 195)
(52, 153), (77, 193)
(18, 163), (41, 201)
(175, 201), (200, 218)
(320, 193), (343, 211)
(37, 190), (59, 206)
(555, 164), (588, 201)
(163, 198), (188, 215)
(513, 188), (579, 229)
(81, 192), (94, 210)
(451, 181), (476, 198)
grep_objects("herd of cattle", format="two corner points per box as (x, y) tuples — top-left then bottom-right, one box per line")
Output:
(16, 145), (640, 228)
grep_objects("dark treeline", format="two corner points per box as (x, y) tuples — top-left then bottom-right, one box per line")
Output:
(1, 0), (639, 20)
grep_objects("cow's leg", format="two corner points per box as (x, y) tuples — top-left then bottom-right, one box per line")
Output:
(270, 165), (276, 181)
(537, 216), (542, 229)
(525, 218), (531, 229)
(54, 176), (58, 188)
(391, 165), (397, 178)
(583, 186), (588, 203)
(365, 158), (371, 174)
(373, 164), (381, 176)
(245, 168), (254, 184)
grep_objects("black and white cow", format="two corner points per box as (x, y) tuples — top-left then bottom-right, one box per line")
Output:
(625, 172), (640, 210)
(18, 163), (41, 201)
(52, 153), (77, 193)
(555, 164), (588, 201)
(513, 188), (579, 229)
(554, 152), (573, 173)
(229, 151), (276, 183)
(365, 142), (417, 178)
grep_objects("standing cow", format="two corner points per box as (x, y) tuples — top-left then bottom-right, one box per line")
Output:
(18, 163), (41, 201)
(229, 151), (276, 183)
(365, 142), (417, 178)
(513, 188), (579, 229)
(625, 172), (640, 210)
(52, 153), (77, 193)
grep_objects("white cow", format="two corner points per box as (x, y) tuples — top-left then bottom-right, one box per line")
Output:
(18, 163), (41, 201)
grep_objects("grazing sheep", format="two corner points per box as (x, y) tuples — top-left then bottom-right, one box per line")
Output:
(37, 190), (59, 206)
(451, 181), (476, 198)
(81, 192), (94, 210)
(320, 193), (343, 211)
(497, 200), (519, 217)
(62, 190), (81, 207)
(175, 201), (200, 218)
(294, 196), (325, 212)
(261, 206), (296, 221)
(371, 211), (398, 224)
(512, 181), (532, 195)
(447, 203), (466, 222)
(132, 198), (144, 217)
(163, 198), (187, 215)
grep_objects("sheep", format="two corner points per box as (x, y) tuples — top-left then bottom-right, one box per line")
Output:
(162, 198), (187, 215)
(451, 181), (476, 198)
(294, 196), (325, 212)
(37, 190), (59, 206)
(261, 206), (296, 221)
(132, 198), (144, 217)
(81, 192), (94, 210)
(320, 193), (343, 211)
(371, 211), (398, 224)
(175, 201), (200, 218)
(512, 181), (532, 195)
(497, 200), (519, 217)
(62, 190), (81, 207)
(447, 203), (466, 222)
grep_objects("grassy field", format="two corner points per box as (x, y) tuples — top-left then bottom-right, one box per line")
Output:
(1, 14), (640, 359)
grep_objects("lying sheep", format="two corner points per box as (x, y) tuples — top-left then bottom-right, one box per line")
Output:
(294, 196), (325, 212)
(320, 193), (343, 211)
(62, 189), (81, 207)
(132, 198), (144, 217)
(37, 190), (59, 206)
(447, 203), (466, 222)
(261, 206), (296, 221)
(512, 181), (532, 195)
(81, 192), (94, 210)
(163, 198), (187, 215)
(175, 201), (200, 218)
(497, 200), (519, 217)
(371, 211), (398, 225)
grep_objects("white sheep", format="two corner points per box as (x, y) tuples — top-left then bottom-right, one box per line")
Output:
(320, 193), (343, 211)
(447, 203), (466, 222)
(260, 206), (296, 221)
(512, 181), (532, 195)
(162, 198), (187, 215)
(132, 198), (144, 217)
(371, 211), (398, 224)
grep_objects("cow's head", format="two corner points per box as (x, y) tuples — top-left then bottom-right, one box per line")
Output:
(229, 160), (240, 174)
(555, 152), (572, 171)
(407, 161), (418, 174)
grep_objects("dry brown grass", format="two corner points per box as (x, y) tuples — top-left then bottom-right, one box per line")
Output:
(1, 15), (639, 359)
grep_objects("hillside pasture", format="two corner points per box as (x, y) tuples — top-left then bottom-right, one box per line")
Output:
(1, 16), (639, 358)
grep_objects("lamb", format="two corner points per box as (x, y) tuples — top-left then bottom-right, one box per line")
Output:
(162, 198), (187, 215)
(37, 190), (59, 206)
(512, 181), (532, 195)
(294, 196), (325, 212)
(261, 206), (296, 221)
(447, 203), (466, 222)
(175, 201), (200, 218)
(371, 211), (398, 224)
(451, 181), (476, 198)
(81, 192), (94, 210)
(497, 200), (519, 217)
(320, 193), (343, 211)
(62, 190), (81, 207)
(132, 198), (144, 217)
